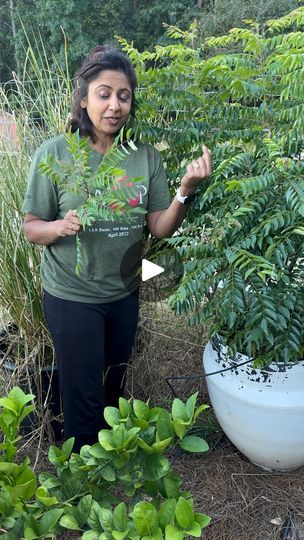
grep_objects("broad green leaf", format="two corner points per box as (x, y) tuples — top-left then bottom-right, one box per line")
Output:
(24, 527), (39, 540)
(39, 509), (64, 535)
(100, 465), (115, 482)
(193, 404), (209, 421)
(159, 499), (176, 529)
(149, 407), (161, 422)
(0, 398), (18, 414)
(172, 420), (186, 439)
(82, 531), (99, 540)
(165, 524), (185, 540)
(186, 521), (203, 537)
(163, 473), (182, 499)
(113, 502), (127, 531)
(152, 437), (173, 453)
(193, 513), (211, 528)
(134, 417), (150, 430)
(179, 436), (209, 453)
(185, 393), (198, 421)
(99, 533), (112, 540)
(112, 531), (128, 540)
(39, 473), (60, 489)
(125, 427), (141, 446)
(0, 462), (19, 475)
(62, 438), (75, 458)
(171, 399), (187, 422)
(98, 430), (115, 451)
(98, 507), (113, 530)
(144, 455), (170, 481)
(48, 445), (66, 466)
(19, 404), (35, 423)
(133, 399), (150, 420)
(112, 425), (126, 448)
(36, 486), (58, 507)
(175, 498), (194, 529)
(7, 387), (35, 407)
(156, 410), (174, 441)
(142, 527), (163, 540)
(137, 438), (154, 454)
(89, 444), (109, 459)
(59, 514), (81, 530)
(119, 398), (131, 419)
(87, 500), (103, 531)
(104, 407), (121, 427)
(5, 466), (37, 500)
(132, 501), (159, 536)
(76, 495), (93, 526)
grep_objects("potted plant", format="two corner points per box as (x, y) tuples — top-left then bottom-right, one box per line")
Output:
(142, 8), (304, 470)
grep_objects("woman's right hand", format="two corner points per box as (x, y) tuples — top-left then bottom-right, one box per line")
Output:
(55, 210), (82, 237)
(24, 210), (82, 245)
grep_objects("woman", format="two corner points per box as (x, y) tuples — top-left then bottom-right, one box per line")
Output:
(23, 45), (212, 452)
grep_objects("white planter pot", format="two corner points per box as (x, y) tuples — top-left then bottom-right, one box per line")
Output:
(203, 338), (304, 471)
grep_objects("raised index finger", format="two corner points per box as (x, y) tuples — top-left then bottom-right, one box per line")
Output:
(202, 145), (212, 173)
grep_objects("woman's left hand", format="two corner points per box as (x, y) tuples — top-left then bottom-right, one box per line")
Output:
(180, 145), (212, 195)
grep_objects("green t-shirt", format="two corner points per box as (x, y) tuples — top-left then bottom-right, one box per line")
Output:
(22, 135), (171, 303)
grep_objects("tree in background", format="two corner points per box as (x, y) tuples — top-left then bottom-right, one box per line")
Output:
(196, 0), (302, 38)
(0, 0), (197, 82)
(1, 0), (302, 83)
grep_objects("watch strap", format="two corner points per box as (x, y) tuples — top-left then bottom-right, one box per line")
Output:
(176, 187), (197, 205)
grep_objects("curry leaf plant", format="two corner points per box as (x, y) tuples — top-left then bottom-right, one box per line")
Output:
(38, 130), (146, 274)
(0, 387), (210, 540)
(120, 7), (304, 366)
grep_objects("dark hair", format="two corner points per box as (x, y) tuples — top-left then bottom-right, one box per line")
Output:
(67, 45), (137, 143)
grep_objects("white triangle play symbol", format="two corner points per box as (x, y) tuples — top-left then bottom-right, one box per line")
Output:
(142, 259), (164, 281)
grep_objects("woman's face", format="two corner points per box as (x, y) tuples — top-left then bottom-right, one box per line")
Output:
(80, 69), (132, 143)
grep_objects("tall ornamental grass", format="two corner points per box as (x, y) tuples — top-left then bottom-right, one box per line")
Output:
(0, 37), (72, 425)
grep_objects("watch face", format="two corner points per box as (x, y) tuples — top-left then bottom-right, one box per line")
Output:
(184, 193), (197, 204)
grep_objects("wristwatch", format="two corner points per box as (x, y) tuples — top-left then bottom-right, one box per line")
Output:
(176, 187), (197, 205)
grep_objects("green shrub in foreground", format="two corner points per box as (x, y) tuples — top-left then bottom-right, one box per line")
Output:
(0, 387), (210, 540)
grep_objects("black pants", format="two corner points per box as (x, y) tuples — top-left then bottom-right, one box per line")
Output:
(43, 289), (139, 452)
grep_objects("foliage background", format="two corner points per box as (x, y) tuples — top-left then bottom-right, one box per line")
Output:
(0, 0), (303, 83)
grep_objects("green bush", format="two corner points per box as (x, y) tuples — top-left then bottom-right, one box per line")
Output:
(0, 387), (210, 539)
(122, 7), (304, 365)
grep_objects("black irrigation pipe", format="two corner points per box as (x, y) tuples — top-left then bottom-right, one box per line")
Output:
(280, 509), (300, 540)
(165, 357), (254, 397)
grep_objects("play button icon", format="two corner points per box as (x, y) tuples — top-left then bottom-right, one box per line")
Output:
(142, 259), (164, 281)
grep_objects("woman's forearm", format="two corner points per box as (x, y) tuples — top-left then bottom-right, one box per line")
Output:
(148, 197), (189, 239)
(24, 218), (61, 245)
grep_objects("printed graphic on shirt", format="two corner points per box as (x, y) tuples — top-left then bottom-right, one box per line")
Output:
(88, 182), (147, 238)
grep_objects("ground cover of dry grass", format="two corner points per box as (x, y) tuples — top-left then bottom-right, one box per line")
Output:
(3, 298), (304, 539)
